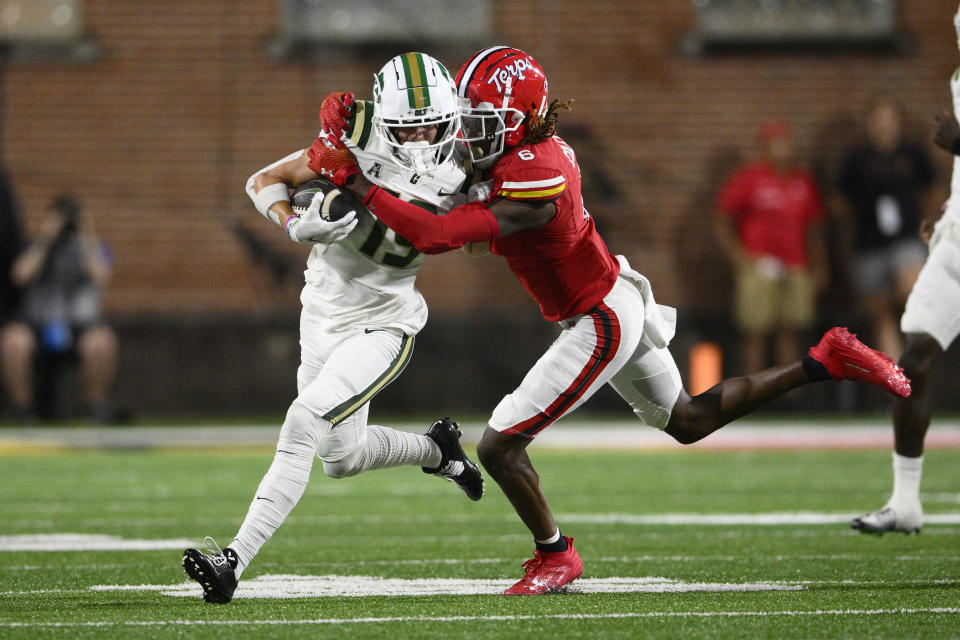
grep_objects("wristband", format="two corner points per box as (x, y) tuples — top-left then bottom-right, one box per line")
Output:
(284, 213), (300, 237)
(252, 182), (291, 225)
(951, 134), (960, 157)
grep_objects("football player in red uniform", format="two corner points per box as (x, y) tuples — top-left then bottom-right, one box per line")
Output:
(315, 46), (912, 595)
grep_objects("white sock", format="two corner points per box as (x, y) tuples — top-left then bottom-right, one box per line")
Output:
(535, 529), (561, 545)
(889, 451), (923, 511)
(229, 438), (315, 578)
(355, 424), (441, 471)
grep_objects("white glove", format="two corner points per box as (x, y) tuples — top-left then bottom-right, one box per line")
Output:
(467, 179), (494, 202)
(285, 192), (358, 244)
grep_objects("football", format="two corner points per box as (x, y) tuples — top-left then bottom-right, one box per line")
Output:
(291, 178), (359, 222)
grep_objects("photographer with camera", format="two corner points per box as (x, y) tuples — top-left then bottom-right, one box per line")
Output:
(0, 195), (118, 423)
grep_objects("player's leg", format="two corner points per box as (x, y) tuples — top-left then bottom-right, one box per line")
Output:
(226, 329), (421, 574)
(309, 328), (478, 492)
(892, 333), (941, 458)
(852, 236), (960, 534)
(183, 298), (346, 603)
(478, 280), (646, 594)
(665, 362), (808, 444)
(477, 428), (554, 539)
(664, 324), (909, 444)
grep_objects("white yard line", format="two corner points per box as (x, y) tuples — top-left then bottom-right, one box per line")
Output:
(2, 608), (959, 628)
(0, 534), (195, 552)
(4, 511), (960, 553)
(92, 574), (806, 598)
(2, 419), (960, 451)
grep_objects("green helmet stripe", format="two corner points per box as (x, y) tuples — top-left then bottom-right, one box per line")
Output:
(350, 100), (373, 149)
(400, 52), (431, 110)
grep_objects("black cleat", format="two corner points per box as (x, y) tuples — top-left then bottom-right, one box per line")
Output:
(423, 417), (484, 501)
(182, 538), (239, 604)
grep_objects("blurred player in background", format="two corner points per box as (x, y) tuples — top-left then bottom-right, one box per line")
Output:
(835, 94), (937, 360)
(715, 120), (827, 373)
(850, 5), (960, 535)
(315, 46), (912, 595)
(182, 52), (483, 604)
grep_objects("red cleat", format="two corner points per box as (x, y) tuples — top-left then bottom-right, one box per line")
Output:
(808, 327), (911, 398)
(504, 536), (583, 595)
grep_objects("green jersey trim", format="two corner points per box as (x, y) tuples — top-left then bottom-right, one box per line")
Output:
(321, 333), (415, 425)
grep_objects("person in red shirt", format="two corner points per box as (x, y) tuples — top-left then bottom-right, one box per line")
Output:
(715, 120), (827, 373)
(314, 47), (911, 596)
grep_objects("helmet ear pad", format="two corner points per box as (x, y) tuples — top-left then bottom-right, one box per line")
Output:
(504, 108), (534, 147)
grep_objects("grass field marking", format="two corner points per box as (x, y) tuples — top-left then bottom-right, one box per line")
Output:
(3, 420), (960, 452)
(0, 533), (195, 551)
(91, 574), (805, 598)
(3, 608), (960, 629)
(925, 492), (960, 504)
(1, 563), (133, 571)
(560, 512), (960, 525)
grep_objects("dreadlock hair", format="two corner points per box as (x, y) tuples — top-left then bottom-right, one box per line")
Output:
(519, 99), (573, 145)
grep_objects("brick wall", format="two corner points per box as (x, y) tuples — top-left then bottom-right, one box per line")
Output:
(3, 0), (958, 317)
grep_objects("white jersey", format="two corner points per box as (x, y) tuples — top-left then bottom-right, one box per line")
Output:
(947, 69), (960, 219)
(251, 100), (467, 335)
(934, 67), (960, 244)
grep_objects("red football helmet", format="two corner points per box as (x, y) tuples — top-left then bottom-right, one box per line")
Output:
(455, 46), (549, 168)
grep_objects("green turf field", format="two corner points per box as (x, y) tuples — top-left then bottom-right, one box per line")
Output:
(1, 435), (958, 638)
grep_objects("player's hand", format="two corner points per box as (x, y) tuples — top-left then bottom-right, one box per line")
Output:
(285, 193), (358, 244)
(932, 110), (960, 152)
(319, 91), (354, 139)
(468, 180), (494, 203)
(920, 202), (946, 246)
(307, 142), (360, 187)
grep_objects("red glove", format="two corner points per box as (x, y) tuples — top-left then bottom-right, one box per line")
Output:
(319, 91), (354, 139)
(307, 137), (360, 186)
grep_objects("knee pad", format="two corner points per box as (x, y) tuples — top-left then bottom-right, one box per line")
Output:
(278, 401), (322, 451)
(320, 446), (365, 479)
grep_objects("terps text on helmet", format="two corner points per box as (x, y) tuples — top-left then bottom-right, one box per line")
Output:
(487, 57), (536, 94)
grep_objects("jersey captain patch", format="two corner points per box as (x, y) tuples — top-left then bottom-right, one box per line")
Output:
(497, 175), (566, 200)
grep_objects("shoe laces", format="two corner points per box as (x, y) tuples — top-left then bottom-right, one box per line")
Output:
(203, 536), (224, 557)
(520, 551), (544, 578)
(440, 460), (466, 479)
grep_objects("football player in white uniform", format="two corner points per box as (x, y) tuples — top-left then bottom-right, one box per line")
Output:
(181, 52), (483, 604)
(851, 5), (960, 535)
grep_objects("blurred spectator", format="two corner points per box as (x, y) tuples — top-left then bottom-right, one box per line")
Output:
(834, 94), (937, 359)
(0, 196), (118, 423)
(0, 167), (23, 323)
(715, 120), (827, 374)
(0, 167), (24, 420)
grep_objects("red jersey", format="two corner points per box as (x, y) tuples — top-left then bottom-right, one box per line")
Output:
(716, 161), (823, 267)
(488, 136), (620, 322)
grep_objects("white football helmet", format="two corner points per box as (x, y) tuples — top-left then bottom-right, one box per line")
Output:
(372, 52), (461, 174)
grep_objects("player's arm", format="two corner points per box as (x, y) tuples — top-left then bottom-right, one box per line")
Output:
(360, 185), (555, 254)
(246, 149), (318, 228)
(933, 110), (960, 155)
(246, 147), (358, 244)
